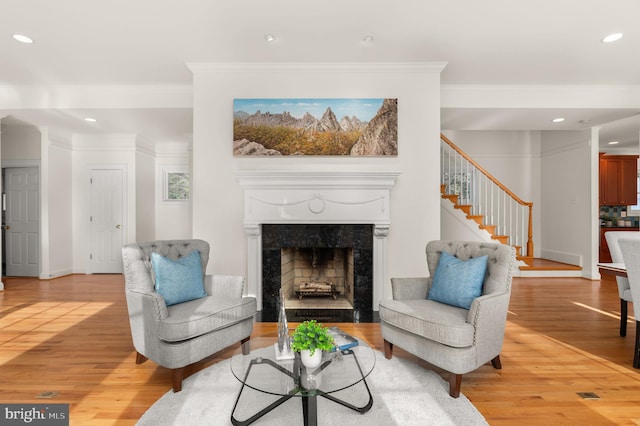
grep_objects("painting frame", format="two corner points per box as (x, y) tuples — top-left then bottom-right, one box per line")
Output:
(163, 168), (190, 201)
(233, 98), (398, 157)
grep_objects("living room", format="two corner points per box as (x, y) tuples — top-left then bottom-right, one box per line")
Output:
(2, 1), (640, 424)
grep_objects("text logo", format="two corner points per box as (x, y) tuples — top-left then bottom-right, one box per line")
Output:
(1, 404), (69, 425)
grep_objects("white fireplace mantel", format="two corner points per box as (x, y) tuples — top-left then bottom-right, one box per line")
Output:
(236, 170), (400, 311)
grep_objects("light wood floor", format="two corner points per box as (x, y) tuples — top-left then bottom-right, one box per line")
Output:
(1, 274), (640, 425)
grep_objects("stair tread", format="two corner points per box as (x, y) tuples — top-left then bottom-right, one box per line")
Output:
(519, 258), (581, 271)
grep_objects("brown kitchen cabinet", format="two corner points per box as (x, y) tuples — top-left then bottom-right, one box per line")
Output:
(599, 153), (639, 205)
(600, 227), (640, 262)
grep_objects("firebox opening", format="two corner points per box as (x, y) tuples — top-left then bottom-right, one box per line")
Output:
(281, 247), (354, 311)
(260, 223), (375, 323)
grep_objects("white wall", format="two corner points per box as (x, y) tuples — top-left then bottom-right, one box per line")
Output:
(1, 126), (41, 160)
(441, 130), (542, 257)
(135, 148), (155, 242)
(155, 142), (192, 239)
(47, 142), (73, 277)
(540, 130), (593, 272)
(190, 63), (443, 302)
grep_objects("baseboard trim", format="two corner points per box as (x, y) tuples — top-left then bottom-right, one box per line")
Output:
(539, 249), (582, 267)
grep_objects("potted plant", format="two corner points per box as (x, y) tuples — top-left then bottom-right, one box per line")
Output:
(291, 320), (334, 368)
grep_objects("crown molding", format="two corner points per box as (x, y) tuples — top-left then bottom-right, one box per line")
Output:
(187, 62), (447, 74)
(442, 84), (640, 109)
(0, 85), (192, 109)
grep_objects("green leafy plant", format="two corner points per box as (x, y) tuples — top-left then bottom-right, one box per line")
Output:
(291, 320), (334, 355)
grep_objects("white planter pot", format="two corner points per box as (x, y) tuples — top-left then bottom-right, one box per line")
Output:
(300, 349), (323, 369)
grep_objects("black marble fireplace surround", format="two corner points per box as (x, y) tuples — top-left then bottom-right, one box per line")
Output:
(260, 224), (374, 323)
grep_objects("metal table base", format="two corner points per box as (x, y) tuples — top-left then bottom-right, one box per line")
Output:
(231, 349), (373, 426)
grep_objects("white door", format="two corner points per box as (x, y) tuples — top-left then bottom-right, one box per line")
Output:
(4, 167), (40, 277)
(89, 168), (125, 273)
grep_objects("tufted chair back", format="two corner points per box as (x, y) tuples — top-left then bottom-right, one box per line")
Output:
(426, 240), (515, 296)
(122, 239), (210, 293)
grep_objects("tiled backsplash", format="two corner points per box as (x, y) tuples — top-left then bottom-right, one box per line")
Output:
(600, 205), (640, 227)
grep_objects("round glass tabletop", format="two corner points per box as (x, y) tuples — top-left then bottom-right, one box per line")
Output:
(229, 331), (376, 397)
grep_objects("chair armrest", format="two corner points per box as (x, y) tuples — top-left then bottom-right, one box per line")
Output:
(126, 288), (169, 320)
(391, 277), (429, 300)
(467, 291), (511, 358)
(124, 288), (168, 355)
(204, 275), (245, 299)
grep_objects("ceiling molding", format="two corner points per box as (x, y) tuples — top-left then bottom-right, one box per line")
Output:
(187, 62), (448, 74)
(441, 85), (640, 109)
(0, 85), (192, 109)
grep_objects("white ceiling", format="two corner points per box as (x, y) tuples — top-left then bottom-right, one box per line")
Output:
(1, 0), (639, 147)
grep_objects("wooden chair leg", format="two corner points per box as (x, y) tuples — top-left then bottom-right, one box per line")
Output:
(620, 299), (628, 337)
(383, 339), (393, 359)
(172, 368), (184, 392)
(135, 352), (148, 365)
(241, 336), (251, 355)
(448, 373), (462, 398)
(634, 321), (640, 369)
(491, 355), (502, 369)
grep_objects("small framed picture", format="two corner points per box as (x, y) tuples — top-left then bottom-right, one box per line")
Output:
(164, 170), (190, 201)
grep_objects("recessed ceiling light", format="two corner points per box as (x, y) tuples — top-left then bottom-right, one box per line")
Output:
(608, 141), (620, 145)
(552, 118), (565, 123)
(362, 35), (374, 43)
(264, 34), (275, 42)
(602, 33), (623, 43)
(579, 119), (591, 124)
(12, 34), (34, 44)
(84, 117), (97, 122)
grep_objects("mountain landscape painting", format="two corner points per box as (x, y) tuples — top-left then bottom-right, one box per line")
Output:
(233, 98), (398, 156)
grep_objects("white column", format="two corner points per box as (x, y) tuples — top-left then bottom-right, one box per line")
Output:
(244, 224), (262, 309)
(373, 224), (390, 310)
(0, 115), (4, 291)
(38, 126), (51, 280)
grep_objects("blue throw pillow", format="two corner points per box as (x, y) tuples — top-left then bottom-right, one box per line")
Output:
(151, 250), (207, 306)
(427, 252), (488, 309)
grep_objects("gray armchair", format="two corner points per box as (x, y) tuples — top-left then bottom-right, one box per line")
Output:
(604, 231), (640, 337)
(379, 241), (515, 398)
(617, 238), (640, 368)
(122, 239), (257, 392)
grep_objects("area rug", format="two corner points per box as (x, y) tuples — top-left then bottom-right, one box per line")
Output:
(138, 351), (487, 426)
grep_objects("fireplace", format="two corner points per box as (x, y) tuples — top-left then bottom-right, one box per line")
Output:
(236, 170), (399, 322)
(261, 224), (373, 322)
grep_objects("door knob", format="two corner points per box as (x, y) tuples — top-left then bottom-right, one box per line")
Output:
(116, 224), (122, 229)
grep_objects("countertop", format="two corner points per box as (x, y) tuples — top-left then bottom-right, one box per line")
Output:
(601, 226), (639, 230)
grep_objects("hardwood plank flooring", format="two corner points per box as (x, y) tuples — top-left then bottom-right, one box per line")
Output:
(518, 258), (582, 270)
(1, 274), (640, 425)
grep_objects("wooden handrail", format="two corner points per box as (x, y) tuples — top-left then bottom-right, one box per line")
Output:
(441, 133), (534, 258)
(441, 133), (532, 207)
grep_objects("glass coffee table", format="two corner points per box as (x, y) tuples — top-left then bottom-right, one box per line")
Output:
(230, 332), (375, 426)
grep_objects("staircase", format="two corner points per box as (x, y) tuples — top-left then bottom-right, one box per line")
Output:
(441, 134), (534, 266)
(440, 134), (582, 276)
(440, 183), (532, 265)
